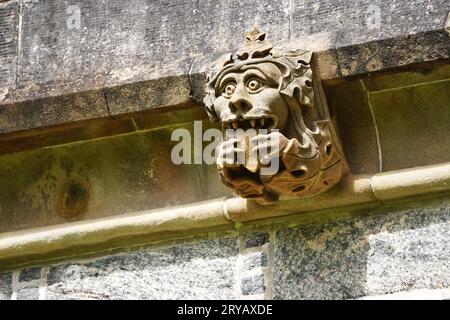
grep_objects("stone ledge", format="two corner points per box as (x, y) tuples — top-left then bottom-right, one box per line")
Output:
(2, 0), (449, 106)
(0, 28), (448, 144)
(1, 162), (450, 271)
(316, 29), (450, 82)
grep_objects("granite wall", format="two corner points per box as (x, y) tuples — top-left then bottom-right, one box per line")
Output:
(273, 198), (450, 299)
(1, 196), (450, 300)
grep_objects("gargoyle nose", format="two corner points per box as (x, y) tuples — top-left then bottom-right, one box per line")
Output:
(229, 98), (252, 114)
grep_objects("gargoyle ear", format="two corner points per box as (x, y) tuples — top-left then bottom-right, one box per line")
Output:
(281, 75), (314, 109)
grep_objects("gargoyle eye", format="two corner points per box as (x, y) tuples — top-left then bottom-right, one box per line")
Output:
(222, 83), (236, 97)
(246, 78), (263, 92)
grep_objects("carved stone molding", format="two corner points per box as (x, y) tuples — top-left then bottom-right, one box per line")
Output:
(204, 26), (345, 203)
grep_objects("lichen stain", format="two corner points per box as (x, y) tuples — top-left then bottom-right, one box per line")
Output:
(16, 150), (94, 223)
(55, 177), (90, 219)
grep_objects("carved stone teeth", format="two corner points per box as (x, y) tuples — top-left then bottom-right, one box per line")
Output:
(232, 121), (238, 129)
(260, 118), (265, 127)
(250, 119), (256, 128)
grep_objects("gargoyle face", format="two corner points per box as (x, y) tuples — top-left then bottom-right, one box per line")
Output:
(203, 27), (345, 203)
(212, 63), (289, 133)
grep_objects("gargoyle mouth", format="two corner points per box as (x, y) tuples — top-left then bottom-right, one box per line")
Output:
(223, 116), (277, 130)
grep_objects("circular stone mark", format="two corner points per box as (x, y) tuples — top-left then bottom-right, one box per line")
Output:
(56, 177), (90, 219)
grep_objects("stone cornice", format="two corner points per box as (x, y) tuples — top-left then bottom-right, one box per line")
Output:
(0, 29), (448, 151)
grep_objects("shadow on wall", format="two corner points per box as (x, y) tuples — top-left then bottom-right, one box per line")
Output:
(326, 63), (450, 175)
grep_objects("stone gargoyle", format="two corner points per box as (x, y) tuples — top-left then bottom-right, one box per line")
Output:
(203, 26), (344, 204)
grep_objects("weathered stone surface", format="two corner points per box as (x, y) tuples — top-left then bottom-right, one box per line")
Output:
(335, 30), (450, 77)
(273, 198), (450, 299)
(0, 90), (109, 135)
(242, 252), (268, 271)
(6, 0), (290, 105)
(244, 232), (269, 249)
(366, 221), (450, 295)
(0, 272), (12, 300)
(446, 11), (450, 34)
(292, 0), (450, 48)
(17, 287), (40, 300)
(0, 122), (230, 233)
(132, 105), (208, 131)
(326, 80), (379, 175)
(46, 237), (239, 300)
(1, 1), (448, 103)
(363, 62), (450, 92)
(274, 220), (368, 300)
(0, 105), (205, 157)
(371, 80), (450, 171)
(19, 266), (41, 283)
(104, 75), (192, 116)
(0, 0), (18, 102)
(241, 274), (266, 296)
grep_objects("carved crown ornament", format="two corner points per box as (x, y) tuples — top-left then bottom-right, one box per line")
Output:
(203, 26), (345, 204)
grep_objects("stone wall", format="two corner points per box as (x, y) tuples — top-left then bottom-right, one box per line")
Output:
(1, 0), (450, 301)
(1, 196), (450, 300)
